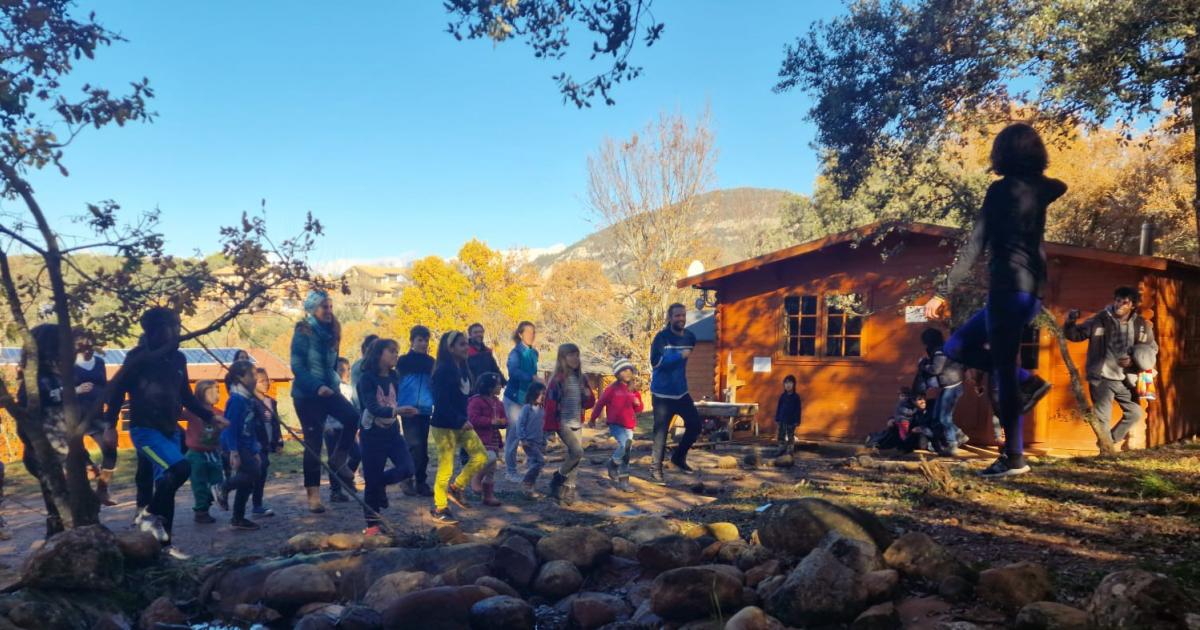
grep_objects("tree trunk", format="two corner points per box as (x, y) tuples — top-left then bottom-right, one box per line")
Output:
(1043, 308), (1118, 456)
(1192, 92), (1200, 255)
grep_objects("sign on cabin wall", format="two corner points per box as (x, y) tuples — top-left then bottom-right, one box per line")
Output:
(753, 357), (772, 373)
(905, 306), (929, 323)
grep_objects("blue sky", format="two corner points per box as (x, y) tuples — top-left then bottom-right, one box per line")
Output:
(28, 2), (844, 268)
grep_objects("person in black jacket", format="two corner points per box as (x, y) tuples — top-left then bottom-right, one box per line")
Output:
(923, 123), (1065, 478)
(72, 330), (118, 506)
(106, 307), (228, 558)
(467, 323), (505, 389)
(774, 375), (802, 456)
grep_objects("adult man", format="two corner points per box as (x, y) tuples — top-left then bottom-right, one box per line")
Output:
(467, 323), (503, 387)
(106, 308), (228, 559)
(648, 303), (701, 484)
(1064, 286), (1158, 445)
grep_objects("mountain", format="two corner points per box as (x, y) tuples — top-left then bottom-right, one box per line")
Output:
(530, 187), (801, 273)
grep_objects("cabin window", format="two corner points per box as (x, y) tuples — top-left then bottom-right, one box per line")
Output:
(825, 294), (864, 357)
(1020, 326), (1040, 370)
(783, 296), (818, 356)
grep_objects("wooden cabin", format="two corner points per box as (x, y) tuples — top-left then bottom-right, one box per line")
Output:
(685, 310), (717, 401)
(677, 222), (1200, 455)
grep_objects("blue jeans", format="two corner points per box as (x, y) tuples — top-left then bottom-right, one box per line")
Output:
(943, 291), (1040, 459)
(503, 397), (523, 476)
(933, 383), (965, 449)
(609, 425), (633, 463)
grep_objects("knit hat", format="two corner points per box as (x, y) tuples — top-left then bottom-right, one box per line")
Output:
(303, 289), (329, 314)
(612, 358), (636, 377)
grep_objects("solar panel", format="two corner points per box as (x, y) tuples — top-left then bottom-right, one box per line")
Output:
(0, 347), (253, 366)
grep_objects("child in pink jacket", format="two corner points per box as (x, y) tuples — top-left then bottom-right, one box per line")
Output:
(467, 372), (507, 506)
(589, 358), (644, 493)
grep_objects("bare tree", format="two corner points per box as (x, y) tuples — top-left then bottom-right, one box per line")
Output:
(585, 109), (718, 367)
(0, 2), (321, 532)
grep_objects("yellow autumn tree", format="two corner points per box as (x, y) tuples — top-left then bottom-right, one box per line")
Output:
(539, 259), (627, 364)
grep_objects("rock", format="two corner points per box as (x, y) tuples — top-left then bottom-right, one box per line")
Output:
(689, 481), (708, 494)
(883, 532), (972, 583)
(724, 605), (785, 630)
(533, 560), (584, 600)
(327, 532), (366, 550)
(937, 623), (983, 630)
(382, 585), (496, 629)
(978, 561), (1053, 612)
(744, 451), (762, 468)
(497, 525), (546, 546)
(339, 605), (383, 630)
(232, 603), (282, 624)
(717, 541), (751, 565)
(21, 524), (124, 591)
(611, 537), (638, 560)
(650, 565), (744, 621)
(824, 533), (882, 574)
(766, 547), (869, 626)
(757, 498), (892, 558)
(938, 575), (974, 603)
(861, 569), (900, 604)
(263, 564), (338, 612)
(1016, 602), (1089, 630)
(716, 455), (739, 469)
(494, 535), (539, 588)
(1086, 569), (1194, 629)
(537, 527), (613, 569)
(363, 570), (433, 612)
(772, 455), (794, 468)
(436, 523), (471, 545)
(679, 620), (723, 630)
(286, 531), (329, 554)
(736, 545), (772, 571)
(294, 612), (338, 630)
(138, 596), (185, 630)
(631, 599), (663, 627)
(756, 575), (785, 603)
(637, 535), (702, 571)
(93, 613), (134, 630)
(707, 522), (741, 542)
(476, 576), (520, 598)
(469, 595), (535, 630)
(113, 530), (160, 567)
(458, 562), (493, 585)
(614, 516), (678, 544)
(745, 560), (783, 588)
(568, 592), (631, 630)
(852, 601), (900, 630)
(297, 602), (343, 617)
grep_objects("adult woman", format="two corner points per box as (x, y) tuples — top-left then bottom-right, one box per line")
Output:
(924, 123), (1065, 478)
(289, 289), (360, 513)
(502, 321), (539, 482)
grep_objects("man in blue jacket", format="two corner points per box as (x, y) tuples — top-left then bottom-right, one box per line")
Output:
(649, 303), (701, 484)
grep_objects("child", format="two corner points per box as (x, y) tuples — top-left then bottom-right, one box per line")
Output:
(429, 331), (488, 523)
(324, 357), (360, 502)
(518, 383), (548, 494)
(356, 338), (416, 535)
(589, 358), (643, 493)
(774, 375), (802, 456)
(467, 372), (507, 506)
(220, 359), (263, 531)
(919, 328), (969, 455)
(251, 367), (282, 517)
(73, 330), (117, 506)
(544, 343), (596, 506)
(865, 389), (919, 451)
(397, 325), (436, 497)
(184, 380), (225, 524)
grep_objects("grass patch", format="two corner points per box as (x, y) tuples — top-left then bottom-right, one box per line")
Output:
(1135, 472), (1181, 499)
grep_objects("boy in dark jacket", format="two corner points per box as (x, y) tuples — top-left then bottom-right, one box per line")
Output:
(220, 360), (262, 531)
(397, 325), (436, 497)
(774, 375), (802, 456)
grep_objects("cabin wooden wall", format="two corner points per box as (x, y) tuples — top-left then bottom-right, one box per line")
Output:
(707, 235), (1200, 453)
(687, 341), (717, 401)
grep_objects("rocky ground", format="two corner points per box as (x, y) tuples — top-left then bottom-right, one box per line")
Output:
(0, 428), (1196, 629)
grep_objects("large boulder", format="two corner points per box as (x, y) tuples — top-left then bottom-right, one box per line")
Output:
(637, 535), (702, 572)
(1015, 602), (1089, 630)
(469, 595), (535, 630)
(861, 569), (900, 604)
(725, 605), (786, 630)
(362, 570), (433, 613)
(851, 601), (900, 630)
(263, 564), (338, 612)
(1086, 569), (1194, 629)
(766, 542), (872, 626)
(614, 516), (678, 544)
(611, 537), (638, 560)
(381, 585), (496, 629)
(756, 498), (891, 557)
(22, 524), (124, 591)
(493, 536), (539, 588)
(707, 522), (741, 542)
(745, 560), (784, 588)
(537, 527), (613, 569)
(567, 592), (631, 630)
(883, 532), (972, 583)
(286, 532), (330, 555)
(649, 565), (744, 621)
(475, 576), (520, 598)
(533, 560), (584, 600)
(978, 562), (1053, 612)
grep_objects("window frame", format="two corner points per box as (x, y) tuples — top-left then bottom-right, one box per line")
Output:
(777, 291), (869, 363)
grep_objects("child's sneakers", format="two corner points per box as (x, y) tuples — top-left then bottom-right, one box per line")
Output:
(252, 505), (275, 518)
(430, 507), (457, 524)
(363, 525), (385, 537)
(139, 513), (169, 544)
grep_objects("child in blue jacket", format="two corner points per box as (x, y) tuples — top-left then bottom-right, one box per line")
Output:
(221, 360), (263, 531)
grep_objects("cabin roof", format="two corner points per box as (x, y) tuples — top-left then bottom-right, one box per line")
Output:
(677, 221), (1200, 290)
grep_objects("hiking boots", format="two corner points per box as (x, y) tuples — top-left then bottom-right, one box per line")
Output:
(606, 459), (620, 482)
(649, 468), (666, 486)
(231, 517), (261, 531)
(306, 487), (326, 514)
(548, 472), (567, 501)
(670, 456), (695, 474)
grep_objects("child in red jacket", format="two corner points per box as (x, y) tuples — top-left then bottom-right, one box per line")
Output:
(590, 358), (643, 493)
(467, 373), (507, 506)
